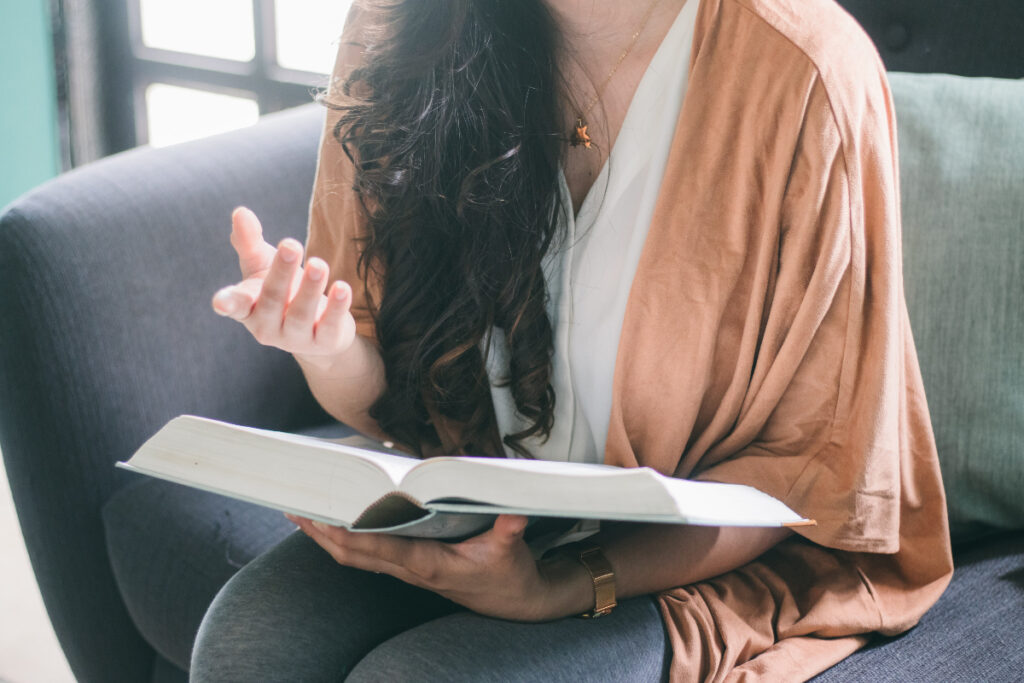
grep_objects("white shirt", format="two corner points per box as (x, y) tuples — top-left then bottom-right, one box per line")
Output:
(485, 1), (699, 463)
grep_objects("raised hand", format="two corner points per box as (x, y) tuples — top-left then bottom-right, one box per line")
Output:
(211, 207), (357, 363)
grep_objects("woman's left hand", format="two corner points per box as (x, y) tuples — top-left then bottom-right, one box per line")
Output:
(286, 513), (591, 622)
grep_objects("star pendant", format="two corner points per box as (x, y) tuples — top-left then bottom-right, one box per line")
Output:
(572, 119), (592, 149)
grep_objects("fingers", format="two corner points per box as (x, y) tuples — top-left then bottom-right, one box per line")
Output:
(230, 207), (277, 279)
(308, 520), (420, 568)
(287, 515), (424, 586)
(247, 238), (304, 340)
(217, 209), (358, 357)
(490, 515), (529, 546)
(281, 257), (330, 336)
(212, 277), (262, 319)
(213, 247), (355, 357)
(314, 280), (353, 346)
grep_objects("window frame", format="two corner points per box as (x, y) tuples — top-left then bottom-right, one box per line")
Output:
(120, 0), (330, 148)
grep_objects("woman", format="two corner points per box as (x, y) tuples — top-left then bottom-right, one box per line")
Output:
(196, 0), (953, 680)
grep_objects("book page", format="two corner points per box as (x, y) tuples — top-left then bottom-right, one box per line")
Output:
(122, 417), (811, 531)
(119, 416), (420, 524)
(234, 422), (420, 484)
(404, 457), (809, 526)
(655, 477), (808, 526)
(404, 457), (677, 517)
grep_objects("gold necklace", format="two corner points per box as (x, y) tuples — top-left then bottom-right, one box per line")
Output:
(570, 0), (663, 149)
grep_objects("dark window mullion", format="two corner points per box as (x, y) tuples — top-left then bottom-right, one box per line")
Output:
(97, 0), (136, 152)
(263, 80), (320, 109)
(134, 60), (260, 98)
(253, 0), (321, 111)
(126, 0), (148, 145)
(134, 59), (313, 108)
(132, 71), (148, 146)
(133, 46), (257, 79)
(254, 0), (280, 112)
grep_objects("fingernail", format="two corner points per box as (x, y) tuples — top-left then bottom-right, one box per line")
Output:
(212, 291), (233, 314)
(332, 283), (348, 300)
(280, 246), (298, 263)
(312, 520), (330, 533)
(308, 264), (324, 281)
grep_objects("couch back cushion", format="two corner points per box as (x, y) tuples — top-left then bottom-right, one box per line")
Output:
(889, 72), (1024, 539)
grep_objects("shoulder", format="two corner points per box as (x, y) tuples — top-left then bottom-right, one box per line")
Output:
(326, 0), (372, 99)
(729, 0), (878, 61)
(713, 0), (885, 84)
(702, 0), (892, 137)
(689, 0), (897, 204)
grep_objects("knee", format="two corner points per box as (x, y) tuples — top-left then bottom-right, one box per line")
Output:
(189, 531), (449, 682)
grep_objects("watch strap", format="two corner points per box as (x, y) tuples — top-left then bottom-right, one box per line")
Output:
(577, 545), (617, 618)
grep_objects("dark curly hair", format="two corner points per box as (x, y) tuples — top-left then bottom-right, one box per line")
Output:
(330, 0), (569, 456)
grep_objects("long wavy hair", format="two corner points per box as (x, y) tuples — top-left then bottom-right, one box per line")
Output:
(331, 0), (569, 456)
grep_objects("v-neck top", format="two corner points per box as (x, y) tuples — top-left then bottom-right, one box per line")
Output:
(484, 0), (700, 462)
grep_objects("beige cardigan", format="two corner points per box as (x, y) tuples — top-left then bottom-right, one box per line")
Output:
(307, 0), (954, 678)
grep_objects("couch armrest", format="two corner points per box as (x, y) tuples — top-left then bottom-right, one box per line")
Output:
(0, 103), (329, 683)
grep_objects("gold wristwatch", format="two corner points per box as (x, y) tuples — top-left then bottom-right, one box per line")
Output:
(577, 545), (617, 618)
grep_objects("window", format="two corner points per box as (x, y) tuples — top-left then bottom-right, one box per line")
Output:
(114, 0), (353, 149)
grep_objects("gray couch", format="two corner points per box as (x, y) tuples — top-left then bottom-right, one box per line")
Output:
(1, 3), (1022, 681)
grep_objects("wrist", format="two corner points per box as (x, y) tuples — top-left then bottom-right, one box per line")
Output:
(536, 548), (598, 620)
(294, 351), (344, 373)
(294, 339), (362, 375)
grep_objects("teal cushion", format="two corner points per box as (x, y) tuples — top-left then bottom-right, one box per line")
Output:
(889, 72), (1024, 540)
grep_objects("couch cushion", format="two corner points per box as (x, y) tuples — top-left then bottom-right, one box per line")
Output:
(888, 72), (1024, 539)
(811, 531), (1024, 681)
(103, 478), (297, 672)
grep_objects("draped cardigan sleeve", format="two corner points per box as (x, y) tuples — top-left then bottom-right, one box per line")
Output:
(600, 0), (952, 674)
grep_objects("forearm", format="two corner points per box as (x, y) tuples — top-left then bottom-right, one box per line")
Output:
(544, 523), (793, 617)
(604, 522), (792, 599)
(294, 333), (389, 441)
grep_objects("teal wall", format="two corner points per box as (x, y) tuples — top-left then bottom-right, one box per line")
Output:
(0, 1), (59, 209)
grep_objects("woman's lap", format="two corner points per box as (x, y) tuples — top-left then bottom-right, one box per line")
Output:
(191, 531), (670, 682)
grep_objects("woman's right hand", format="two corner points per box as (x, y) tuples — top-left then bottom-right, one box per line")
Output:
(211, 207), (357, 366)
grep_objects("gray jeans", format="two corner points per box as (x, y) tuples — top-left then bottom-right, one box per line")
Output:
(190, 531), (671, 682)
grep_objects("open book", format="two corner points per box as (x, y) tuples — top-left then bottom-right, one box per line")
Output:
(118, 415), (814, 540)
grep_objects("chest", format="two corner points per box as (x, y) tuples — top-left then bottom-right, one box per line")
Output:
(559, 66), (642, 215)
(558, 17), (676, 215)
